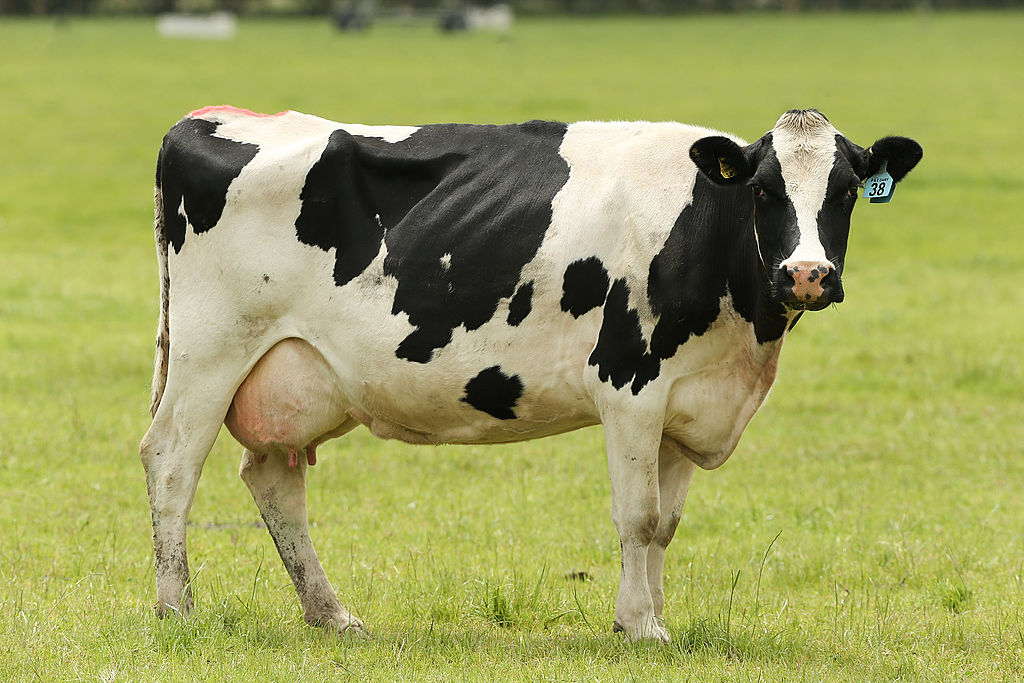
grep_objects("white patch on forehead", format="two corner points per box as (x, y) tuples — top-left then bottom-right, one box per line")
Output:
(771, 111), (839, 264)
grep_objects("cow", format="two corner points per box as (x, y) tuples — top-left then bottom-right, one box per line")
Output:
(140, 106), (921, 642)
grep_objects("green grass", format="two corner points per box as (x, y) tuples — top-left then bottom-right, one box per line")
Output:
(1, 11), (1023, 680)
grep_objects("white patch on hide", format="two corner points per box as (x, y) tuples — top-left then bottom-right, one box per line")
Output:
(200, 109), (419, 148)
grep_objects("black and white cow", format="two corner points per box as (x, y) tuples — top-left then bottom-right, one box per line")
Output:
(140, 106), (921, 641)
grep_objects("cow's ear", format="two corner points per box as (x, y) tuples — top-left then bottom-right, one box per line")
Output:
(836, 136), (870, 179)
(689, 136), (753, 185)
(864, 136), (923, 183)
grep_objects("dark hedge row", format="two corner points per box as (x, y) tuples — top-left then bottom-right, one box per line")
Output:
(2, 0), (1020, 17)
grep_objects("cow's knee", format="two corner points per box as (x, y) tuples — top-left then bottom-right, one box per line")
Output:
(139, 427), (166, 473)
(614, 506), (660, 547)
(652, 510), (681, 549)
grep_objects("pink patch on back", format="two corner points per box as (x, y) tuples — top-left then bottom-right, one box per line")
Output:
(188, 105), (288, 119)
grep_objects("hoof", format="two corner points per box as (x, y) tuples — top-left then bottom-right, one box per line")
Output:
(339, 616), (365, 636)
(310, 613), (365, 636)
(612, 616), (670, 643)
(154, 597), (193, 620)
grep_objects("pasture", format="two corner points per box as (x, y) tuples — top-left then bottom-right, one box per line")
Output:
(1, 11), (1022, 680)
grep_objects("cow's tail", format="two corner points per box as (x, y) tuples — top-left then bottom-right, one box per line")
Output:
(150, 181), (171, 418)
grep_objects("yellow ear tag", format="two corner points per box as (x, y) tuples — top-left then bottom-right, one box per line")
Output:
(718, 157), (736, 179)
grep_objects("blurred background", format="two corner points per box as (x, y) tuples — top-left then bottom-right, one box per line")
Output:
(2, 0), (1020, 17)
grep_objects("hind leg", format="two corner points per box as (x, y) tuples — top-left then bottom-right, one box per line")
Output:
(239, 448), (362, 632)
(140, 375), (238, 617)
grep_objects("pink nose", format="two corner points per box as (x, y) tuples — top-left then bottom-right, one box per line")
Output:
(783, 261), (833, 303)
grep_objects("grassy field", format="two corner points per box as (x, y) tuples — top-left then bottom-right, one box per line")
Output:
(1, 11), (1023, 680)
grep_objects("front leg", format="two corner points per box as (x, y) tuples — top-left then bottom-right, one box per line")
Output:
(603, 412), (669, 642)
(647, 438), (696, 619)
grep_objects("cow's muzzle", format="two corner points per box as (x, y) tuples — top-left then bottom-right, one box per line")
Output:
(776, 260), (844, 311)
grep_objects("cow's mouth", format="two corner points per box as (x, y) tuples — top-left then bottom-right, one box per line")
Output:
(785, 301), (830, 312)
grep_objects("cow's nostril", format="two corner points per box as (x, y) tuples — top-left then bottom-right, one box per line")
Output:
(807, 265), (831, 283)
(784, 262), (832, 282)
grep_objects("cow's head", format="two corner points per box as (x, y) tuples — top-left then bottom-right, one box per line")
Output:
(689, 109), (922, 311)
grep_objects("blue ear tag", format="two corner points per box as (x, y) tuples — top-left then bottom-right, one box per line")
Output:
(863, 160), (895, 204)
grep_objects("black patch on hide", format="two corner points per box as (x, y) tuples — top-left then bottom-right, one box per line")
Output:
(157, 117), (259, 254)
(507, 281), (534, 327)
(461, 365), (524, 420)
(560, 256), (610, 318)
(295, 121), (570, 363)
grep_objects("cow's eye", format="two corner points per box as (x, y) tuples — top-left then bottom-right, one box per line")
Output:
(846, 185), (860, 198)
(751, 184), (767, 199)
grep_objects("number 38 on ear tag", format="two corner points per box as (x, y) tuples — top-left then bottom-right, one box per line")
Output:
(863, 160), (895, 204)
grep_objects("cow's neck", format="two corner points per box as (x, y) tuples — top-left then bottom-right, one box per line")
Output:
(646, 181), (791, 357)
(725, 217), (795, 345)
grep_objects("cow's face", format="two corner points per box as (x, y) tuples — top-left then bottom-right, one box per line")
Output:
(690, 110), (922, 311)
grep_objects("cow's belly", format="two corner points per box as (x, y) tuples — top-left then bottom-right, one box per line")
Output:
(342, 352), (600, 445)
(225, 337), (599, 452)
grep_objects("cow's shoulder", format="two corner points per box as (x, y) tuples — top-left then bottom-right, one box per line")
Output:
(578, 122), (783, 396)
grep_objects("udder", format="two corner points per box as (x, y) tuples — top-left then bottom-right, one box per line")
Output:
(225, 338), (354, 467)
